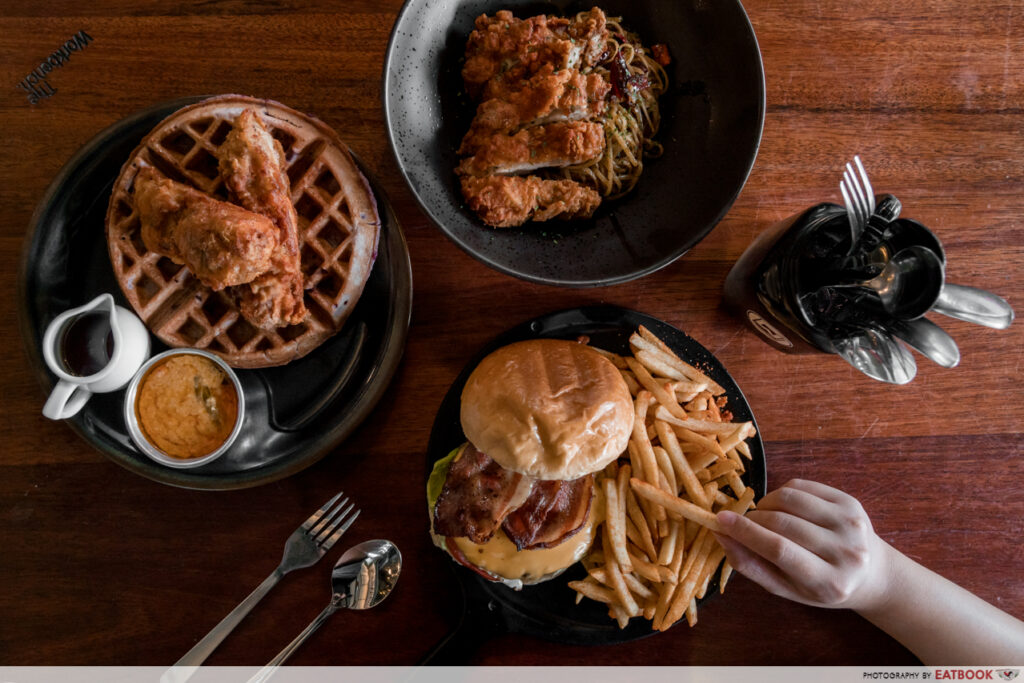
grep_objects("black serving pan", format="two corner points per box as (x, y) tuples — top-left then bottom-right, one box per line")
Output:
(384, 0), (765, 287)
(17, 98), (413, 490)
(422, 306), (766, 661)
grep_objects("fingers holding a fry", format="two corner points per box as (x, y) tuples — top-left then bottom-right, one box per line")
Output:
(714, 487), (887, 611)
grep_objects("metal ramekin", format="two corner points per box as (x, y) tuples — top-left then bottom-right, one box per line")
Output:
(123, 349), (245, 469)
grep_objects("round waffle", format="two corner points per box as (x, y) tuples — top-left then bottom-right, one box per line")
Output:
(105, 95), (380, 368)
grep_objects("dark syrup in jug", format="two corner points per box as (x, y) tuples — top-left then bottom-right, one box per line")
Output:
(61, 312), (114, 376)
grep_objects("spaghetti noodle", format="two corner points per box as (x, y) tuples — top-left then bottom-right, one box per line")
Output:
(545, 14), (669, 200)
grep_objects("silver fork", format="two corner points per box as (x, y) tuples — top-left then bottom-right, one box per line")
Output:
(840, 155), (875, 254)
(163, 492), (359, 680)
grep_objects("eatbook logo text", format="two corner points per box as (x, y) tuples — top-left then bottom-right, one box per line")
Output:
(16, 29), (93, 104)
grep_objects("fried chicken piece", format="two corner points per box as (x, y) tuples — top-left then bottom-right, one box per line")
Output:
(133, 166), (278, 291)
(565, 7), (609, 70)
(463, 8), (609, 100)
(459, 65), (610, 152)
(218, 109), (306, 329)
(457, 121), (605, 177)
(461, 175), (601, 228)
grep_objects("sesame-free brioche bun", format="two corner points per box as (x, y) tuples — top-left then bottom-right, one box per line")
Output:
(460, 339), (634, 480)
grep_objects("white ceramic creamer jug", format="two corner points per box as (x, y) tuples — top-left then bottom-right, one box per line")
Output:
(41, 293), (150, 420)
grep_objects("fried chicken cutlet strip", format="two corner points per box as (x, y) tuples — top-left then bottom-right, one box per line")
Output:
(457, 121), (605, 177)
(134, 166), (278, 291)
(463, 7), (609, 100)
(218, 109), (306, 329)
(461, 175), (601, 228)
(460, 65), (610, 152)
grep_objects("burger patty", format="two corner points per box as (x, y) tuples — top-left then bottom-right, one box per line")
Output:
(433, 443), (593, 549)
(432, 443), (534, 544)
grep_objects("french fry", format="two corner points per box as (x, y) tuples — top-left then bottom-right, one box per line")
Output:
(624, 486), (658, 560)
(678, 526), (709, 585)
(657, 519), (679, 566)
(616, 463), (632, 514)
(683, 519), (700, 550)
(619, 369), (640, 396)
(634, 348), (687, 382)
(686, 448), (719, 472)
(624, 516), (646, 554)
(730, 487), (756, 514)
(591, 346), (628, 369)
(655, 406), (741, 435)
(705, 391), (722, 422)
(720, 560), (734, 594)
(665, 542), (727, 630)
(684, 395), (708, 413)
(669, 422), (728, 458)
(603, 478), (632, 572)
(685, 598), (698, 627)
(609, 603), (631, 630)
(670, 380), (706, 403)
(627, 357), (687, 421)
(655, 420), (709, 509)
(703, 480), (719, 507)
(627, 441), (661, 536)
(569, 580), (616, 605)
(719, 423), (755, 454)
(704, 459), (739, 481)
(627, 549), (677, 584)
(603, 459), (619, 479)
(652, 580), (677, 631)
(631, 478), (721, 532)
(652, 446), (678, 496)
(725, 470), (747, 497)
(605, 549), (640, 617)
(630, 394), (661, 488)
(623, 573), (657, 602)
(631, 328), (724, 394)
(713, 489), (737, 508)
(727, 449), (747, 474)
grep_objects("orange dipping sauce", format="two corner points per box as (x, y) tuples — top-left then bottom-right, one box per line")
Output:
(135, 354), (239, 459)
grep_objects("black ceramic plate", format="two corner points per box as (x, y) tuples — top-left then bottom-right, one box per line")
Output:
(383, 0), (765, 287)
(423, 306), (766, 656)
(17, 98), (413, 490)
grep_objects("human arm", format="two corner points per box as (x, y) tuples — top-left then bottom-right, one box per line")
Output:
(714, 479), (1024, 664)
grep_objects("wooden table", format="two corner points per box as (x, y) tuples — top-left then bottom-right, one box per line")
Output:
(1, 0), (1021, 667)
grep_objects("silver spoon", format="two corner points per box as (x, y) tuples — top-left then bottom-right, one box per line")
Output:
(831, 245), (944, 319)
(248, 540), (402, 683)
(885, 317), (960, 368)
(932, 283), (1015, 330)
(833, 327), (917, 384)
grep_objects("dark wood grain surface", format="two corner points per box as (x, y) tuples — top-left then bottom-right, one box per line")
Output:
(1, 0), (1022, 666)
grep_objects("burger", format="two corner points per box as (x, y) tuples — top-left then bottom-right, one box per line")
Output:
(427, 338), (634, 589)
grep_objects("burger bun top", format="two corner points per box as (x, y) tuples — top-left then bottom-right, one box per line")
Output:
(460, 339), (634, 480)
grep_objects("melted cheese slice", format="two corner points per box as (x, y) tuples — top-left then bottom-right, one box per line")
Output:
(451, 509), (597, 583)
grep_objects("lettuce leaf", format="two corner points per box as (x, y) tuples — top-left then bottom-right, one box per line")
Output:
(426, 444), (463, 508)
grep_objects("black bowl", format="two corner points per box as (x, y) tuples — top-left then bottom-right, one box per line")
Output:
(383, 0), (765, 287)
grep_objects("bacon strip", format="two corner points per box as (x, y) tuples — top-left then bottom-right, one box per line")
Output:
(502, 474), (594, 551)
(432, 444), (534, 544)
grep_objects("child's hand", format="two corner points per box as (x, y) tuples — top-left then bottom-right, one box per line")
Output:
(714, 479), (893, 610)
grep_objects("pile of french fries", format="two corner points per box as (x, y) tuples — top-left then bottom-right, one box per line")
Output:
(570, 326), (758, 631)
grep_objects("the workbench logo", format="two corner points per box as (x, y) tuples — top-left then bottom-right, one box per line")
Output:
(747, 310), (793, 348)
(16, 29), (93, 104)
(997, 671), (1019, 681)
